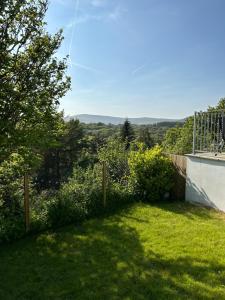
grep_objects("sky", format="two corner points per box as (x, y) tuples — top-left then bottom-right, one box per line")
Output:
(46, 0), (225, 118)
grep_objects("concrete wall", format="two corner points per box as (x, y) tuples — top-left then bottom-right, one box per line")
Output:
(168, 154), (187, 200)
(186, 155), (225, 211)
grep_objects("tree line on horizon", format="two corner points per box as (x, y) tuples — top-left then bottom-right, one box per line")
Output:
(1, 0), (225, 189)
(1, 0), (225, 243)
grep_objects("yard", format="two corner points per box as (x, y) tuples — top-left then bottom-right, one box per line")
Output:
(1, 201), (225, 299)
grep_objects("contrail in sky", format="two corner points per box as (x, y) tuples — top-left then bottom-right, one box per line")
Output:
(132, 63), (147, 75)
(68, 0), (80, 66)
(67, 0), (102, 74)
(70, 61), (101, 74)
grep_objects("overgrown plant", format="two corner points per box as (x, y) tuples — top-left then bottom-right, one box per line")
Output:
(46, 165), (102, 227)
(98, 138), (129, 183)
(0, 153), (26, 242)
(129, 145), (175, 201)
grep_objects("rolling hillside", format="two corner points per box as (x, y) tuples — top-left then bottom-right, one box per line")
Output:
(65, 114), (184, 125)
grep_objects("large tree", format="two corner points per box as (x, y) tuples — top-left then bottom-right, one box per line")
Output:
(0, 0), (70, 161)
(121, 119), (135, 149)
(36, 119), (85, 189)
(138, 127), (154, 149)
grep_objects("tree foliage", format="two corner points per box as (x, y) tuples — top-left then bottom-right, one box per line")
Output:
(208, 97), (225, 111)
(35, 119), (84, 189)
(0, 0), (70, 160)
(163, 118), (193, 155)
(121, 119), (135, 149)
(98, 138), (129, 183)
(138, 127), (154, 149)
(163, 97), (225, 155)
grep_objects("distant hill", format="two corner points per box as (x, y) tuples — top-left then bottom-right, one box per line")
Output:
(65, 114), (184, 125)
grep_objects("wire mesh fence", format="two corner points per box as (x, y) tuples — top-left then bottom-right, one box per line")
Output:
(0, 147), (183, 243)
(193, 110), (225, 154)
(0, 159), (131, 235)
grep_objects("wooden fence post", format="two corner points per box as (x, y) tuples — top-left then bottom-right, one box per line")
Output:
(24, 173), (30, 232)
(102, 161), (107, 208)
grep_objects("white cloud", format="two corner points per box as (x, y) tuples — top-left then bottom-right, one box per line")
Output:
(108, 6), (124, 21)
(91, 0), (107, 7)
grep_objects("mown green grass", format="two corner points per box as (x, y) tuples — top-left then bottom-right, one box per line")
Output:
(1, 201), (225, 299)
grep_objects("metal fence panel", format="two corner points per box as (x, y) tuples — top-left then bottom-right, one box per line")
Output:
(193, 110), (225, 154)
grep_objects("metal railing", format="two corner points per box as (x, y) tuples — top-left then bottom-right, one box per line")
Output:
(193, 110), (225, 155)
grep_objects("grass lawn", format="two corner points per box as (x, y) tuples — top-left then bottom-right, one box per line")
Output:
(1, 201), (225, 299)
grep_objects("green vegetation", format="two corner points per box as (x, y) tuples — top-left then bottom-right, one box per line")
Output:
(163, 118), (193, 155)
(129, 145), (175, 201)
(163, 98), (225, 155)
(1, 202), (225, 299)
(0, 0), (70, 161)
(98, 138), (129, 182)
(1, 143), (175, 243)
(121, 119), (135, 149)
(137, 126), (155, 148)
(0, 0), (70, 242)
(1, 3), (225, 299)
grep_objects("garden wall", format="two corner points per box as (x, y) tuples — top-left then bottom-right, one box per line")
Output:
(168, 154), (187, 200)
(186, 154), (225, 211)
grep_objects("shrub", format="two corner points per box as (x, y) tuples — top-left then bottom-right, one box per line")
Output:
(98, 138), (129, 183)
(0, 142), (175, 244)
(45, 165), (102, 227)
(30, 190), (55, 231)
(0, 153), (25, 211)
(129, 145), (175, 202)
(106, 181), (134, 211)
(0, 153), (26, 242)
(0, 211), (25, 243)
(44, 162), (134, 227)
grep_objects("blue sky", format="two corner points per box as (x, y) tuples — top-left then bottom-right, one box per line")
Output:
(47, 0), (225, 118)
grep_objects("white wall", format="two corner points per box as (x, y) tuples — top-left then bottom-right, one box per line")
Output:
(186, 155), (225, 212)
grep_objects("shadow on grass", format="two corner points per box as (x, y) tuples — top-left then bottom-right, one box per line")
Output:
(0, 217), (225, 299)
(148, 199), (218, 221)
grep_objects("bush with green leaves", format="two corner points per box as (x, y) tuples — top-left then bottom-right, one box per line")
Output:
(0, 141), (175, 244)
(45, 165), (102, 227)
(129, 145), (175, 202)
(0, 150), (43, 242)
(98, 138), (129, 183)
(44, 161), (134, 227)
(0, 213), (25, 243)
(162, 118), (193, 155)
(0, 153), (26, 242)
(0, 154), (24, 207)
(106, 181), (134, 211)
